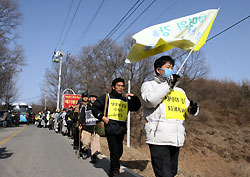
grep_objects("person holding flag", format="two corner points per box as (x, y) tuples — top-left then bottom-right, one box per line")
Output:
(127, 10), (218, 175)
(141, 56), (199, 177)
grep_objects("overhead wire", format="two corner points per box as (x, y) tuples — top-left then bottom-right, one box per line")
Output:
(146, 0), (179, 27)
(61, 0), (83, 48)
(55, 0), (75, 50)
(174, 14), (250, 60)
(113, 0), (157, 42)
(71, 0), (106, 54)
(100, 0), (146, 45)
(83, 0), (156, 62)
(44, 5), (249, 105)
(206, 14), (250, 43)
(15, 96), (43, 102)
(88, 0), (145, 56)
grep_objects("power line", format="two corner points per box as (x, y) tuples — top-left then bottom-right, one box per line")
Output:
(114, 0), (157, 42)
(88, 0), (145, 56)
(174, 14), (250, 60)
(147, 0), (179, 27)
(61, 0), (82, 47)
(55, 0), (75, 50)
(15, 95), (43, 102)
(102, 0), (146, 44)
(71, 0), (106, 54)
(85, 0), (156, 62)
(206, 14), (250, 42)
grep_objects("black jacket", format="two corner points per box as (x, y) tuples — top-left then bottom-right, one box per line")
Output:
(65, 110), (73, 123)
(78, 104), (95, 133)
(92, 90), (141, 135)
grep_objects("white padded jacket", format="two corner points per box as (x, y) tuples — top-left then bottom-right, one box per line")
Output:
(141, 76), (197, 147)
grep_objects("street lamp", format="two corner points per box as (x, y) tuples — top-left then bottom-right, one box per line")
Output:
(52, 50), (63, 110)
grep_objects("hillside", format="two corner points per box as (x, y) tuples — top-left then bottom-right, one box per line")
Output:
(100, 78), (250, 177)
(100, 112), (250, 177)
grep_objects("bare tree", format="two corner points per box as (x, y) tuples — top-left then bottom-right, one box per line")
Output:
(75, 39), (126, 95)
(0, 0), (24, 106)
(43, 36), (153, 113)
(170, 48), (210, 88)
(43, 55), (80, 110)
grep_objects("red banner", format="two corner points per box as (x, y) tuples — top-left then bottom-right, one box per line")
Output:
(64, 94), (81, 109)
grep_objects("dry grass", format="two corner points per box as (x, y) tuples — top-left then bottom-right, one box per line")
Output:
(99, 109), (250, 177)
(99, 79), (250, 177)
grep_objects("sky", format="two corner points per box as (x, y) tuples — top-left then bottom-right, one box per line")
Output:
(16, 0), (250, 104)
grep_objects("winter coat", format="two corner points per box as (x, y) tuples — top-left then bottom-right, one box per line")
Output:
(3, 112), (7, 120)
(78, 104), (96, 133)
(92, 89), (141, 136)
(141, 76), (198, 147)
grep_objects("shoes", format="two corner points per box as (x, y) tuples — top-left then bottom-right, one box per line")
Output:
(81, 149), (88, 159)
(90, 154), (97, 163)
(109, 168), (120, 177)
(73, 146), (78, 150)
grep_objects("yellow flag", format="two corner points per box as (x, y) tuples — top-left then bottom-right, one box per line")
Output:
(126, 9), (219, 63)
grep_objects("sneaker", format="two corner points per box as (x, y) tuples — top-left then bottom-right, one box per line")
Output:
(90, 154), (97, 163)
(109, 168), (120, 177)
(81, 149), (88, 159)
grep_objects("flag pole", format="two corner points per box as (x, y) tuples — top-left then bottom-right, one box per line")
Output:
(176, 42), (198, 74)
(127, 80), (131, 147)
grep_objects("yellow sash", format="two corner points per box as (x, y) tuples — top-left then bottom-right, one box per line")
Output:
(108, 98), (128, 121)
(164, 90), (186, 120)
(35, 115), (41, 120)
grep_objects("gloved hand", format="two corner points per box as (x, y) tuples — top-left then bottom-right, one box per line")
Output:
(188, 100), (198, 115)
(166, 74), (180, 88)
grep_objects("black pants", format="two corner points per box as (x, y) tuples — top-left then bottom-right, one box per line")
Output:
(73, 126), (79, 147)
(106, 134), (125, 171)
(149, 144), (180, 177)
(67, 121), (72, 137)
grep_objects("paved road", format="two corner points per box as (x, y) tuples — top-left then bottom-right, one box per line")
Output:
(0, 125), (138, 177)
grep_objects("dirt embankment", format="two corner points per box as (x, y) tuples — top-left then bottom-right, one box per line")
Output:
(99, 112), (250, 177)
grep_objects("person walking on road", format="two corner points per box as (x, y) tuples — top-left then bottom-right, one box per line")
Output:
(54, 109), (60, 133)
(6, 110), (12, 127)
(92, 77), (141, 177)
(141, 56), (199, 177)
(66, 106), (74, 138)
(48, 111), (53, 130)
(61, 109), (68, 136)
(14, 112), (20, 127)
(79, 95), (100, 163)
(73, 92), (89, 151)
(2, 111), (8, 127)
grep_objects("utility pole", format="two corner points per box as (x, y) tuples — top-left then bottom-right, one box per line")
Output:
(53, 50), (64, 111)
(45, 82), (47, 110)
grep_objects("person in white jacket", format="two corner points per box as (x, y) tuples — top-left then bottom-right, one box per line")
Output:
(141, 55), (199, 177)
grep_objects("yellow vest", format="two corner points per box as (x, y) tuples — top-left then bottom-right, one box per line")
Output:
(163, 90), (186, 120)
(35, 115), (41, 120)
(107, 98), (128, 122)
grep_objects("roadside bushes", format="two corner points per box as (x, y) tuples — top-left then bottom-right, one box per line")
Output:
(184, 78), (250, 126)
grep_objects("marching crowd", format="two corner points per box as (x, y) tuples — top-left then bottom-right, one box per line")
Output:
(34, 78), (141, 177)
(34, 56), (199, 177)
